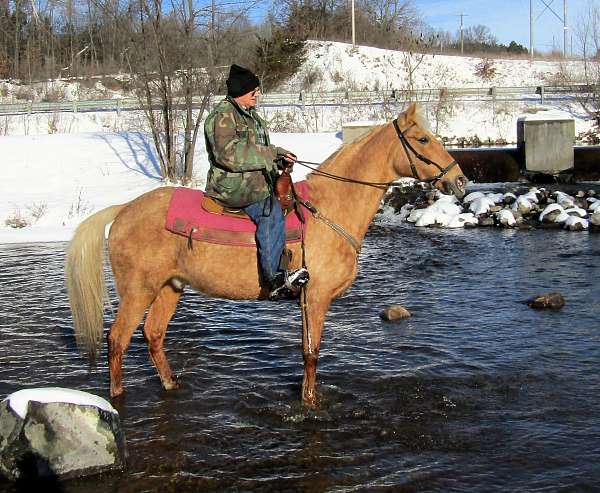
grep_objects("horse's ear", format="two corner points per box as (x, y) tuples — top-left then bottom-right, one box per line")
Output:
(398, 102), (417, 123)
(405, 102), (417, 120)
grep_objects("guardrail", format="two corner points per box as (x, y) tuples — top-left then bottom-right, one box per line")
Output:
(0, 84), (595, 116)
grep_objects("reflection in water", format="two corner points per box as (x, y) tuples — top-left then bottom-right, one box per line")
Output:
(1, 228), (600, 492)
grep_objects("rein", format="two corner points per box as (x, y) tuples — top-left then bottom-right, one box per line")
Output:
(292, 119), (458, 255)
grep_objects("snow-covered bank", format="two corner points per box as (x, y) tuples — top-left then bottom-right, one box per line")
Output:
(0, 132), (341, 244)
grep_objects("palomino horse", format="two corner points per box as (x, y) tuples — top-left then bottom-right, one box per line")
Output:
(65, 103), (467, 408)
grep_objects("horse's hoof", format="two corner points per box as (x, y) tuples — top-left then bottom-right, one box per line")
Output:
(302, 393), (320, 410)
(162, 375), (180, 391)
(110, 386), (124, 399)
(163, 380), (180, 391)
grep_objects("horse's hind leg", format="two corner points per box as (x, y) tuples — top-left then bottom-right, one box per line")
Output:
(108, 290), (155, 398)
(142, 284), (181, 391)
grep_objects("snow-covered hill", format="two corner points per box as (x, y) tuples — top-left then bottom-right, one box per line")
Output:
(283, 40), (585, 92)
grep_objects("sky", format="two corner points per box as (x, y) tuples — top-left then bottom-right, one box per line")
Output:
(414, 0), (588, 54)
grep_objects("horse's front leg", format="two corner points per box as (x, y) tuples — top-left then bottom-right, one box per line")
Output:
(300, 287), (331, 408)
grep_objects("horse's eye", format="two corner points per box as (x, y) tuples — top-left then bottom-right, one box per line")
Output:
(418, 136), (429, 144)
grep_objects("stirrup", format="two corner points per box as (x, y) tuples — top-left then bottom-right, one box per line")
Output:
(268, 269), (309, 301)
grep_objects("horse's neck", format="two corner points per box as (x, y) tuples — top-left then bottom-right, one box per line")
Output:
(307, 124), (402, 245)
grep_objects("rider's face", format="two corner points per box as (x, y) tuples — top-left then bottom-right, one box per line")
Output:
(234, 87), (261, 109)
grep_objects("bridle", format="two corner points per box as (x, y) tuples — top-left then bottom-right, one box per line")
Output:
(291, 117), (461, 256)
(392, 119), (458, 185)
(295, 117), (459, 188)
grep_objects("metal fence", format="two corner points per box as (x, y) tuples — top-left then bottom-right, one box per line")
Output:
(0, 84), (594, 116)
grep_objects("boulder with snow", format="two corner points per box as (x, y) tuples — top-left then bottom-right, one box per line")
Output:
(539, 204), (564, 223)
(495, 209), (516, 227)
(0, 388), (125, 481)
(563, 216), (589, 231)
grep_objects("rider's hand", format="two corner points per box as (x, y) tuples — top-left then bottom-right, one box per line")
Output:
(277, 153), (296, 171)
(281, 153), (296, 170)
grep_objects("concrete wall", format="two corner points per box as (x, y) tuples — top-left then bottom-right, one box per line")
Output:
(517, 116), (575, 174)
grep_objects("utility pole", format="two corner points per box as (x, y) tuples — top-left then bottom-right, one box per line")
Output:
(530, 0), (569, 59)
(563, 0), (568, 58)
(530, 0), (534, 61)
(458, 13), (467, 55)
(351, 0), (356, 46)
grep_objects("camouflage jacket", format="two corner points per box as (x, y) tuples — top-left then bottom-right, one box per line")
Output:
(204, 97), (290, 208)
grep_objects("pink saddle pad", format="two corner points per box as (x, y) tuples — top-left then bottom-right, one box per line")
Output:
(165, 181), (309, 247)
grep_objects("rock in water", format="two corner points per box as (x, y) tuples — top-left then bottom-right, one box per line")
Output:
(527, 292), (565, 310)
(380, 305), (411, 321)
(0, 388), (126, 481)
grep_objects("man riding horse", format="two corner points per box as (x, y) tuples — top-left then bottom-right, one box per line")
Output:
(204, 64), (309, 300)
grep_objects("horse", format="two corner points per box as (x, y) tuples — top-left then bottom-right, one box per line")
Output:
(65, 103), (468, 408)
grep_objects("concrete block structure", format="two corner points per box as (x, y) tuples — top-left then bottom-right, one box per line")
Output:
(517, 113), (575, 175)
(342, 120), (384, 144)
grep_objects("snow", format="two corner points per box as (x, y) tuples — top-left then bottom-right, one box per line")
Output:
(518, 111), (574, 122)
(540, 203), (564, 222)
(1, 40), (598, 243)
(0, 132), (341, 244)
(564, 216), (589, 230)
(5, 387), (117, 419)
(285, 41), (586, 92)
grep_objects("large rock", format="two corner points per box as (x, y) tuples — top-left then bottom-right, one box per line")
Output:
(380, 304), (411, 321)
(527, 292), (565, 310)
(0, 388), (125, 481)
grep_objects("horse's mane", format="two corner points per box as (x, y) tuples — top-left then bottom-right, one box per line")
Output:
(314, 104), (430, 174)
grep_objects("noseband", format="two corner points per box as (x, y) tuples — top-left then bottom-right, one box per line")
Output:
(392, 119), (458, 185)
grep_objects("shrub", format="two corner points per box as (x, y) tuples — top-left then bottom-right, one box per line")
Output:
(26, 202), (48, 222)
(475, 58), (497, 81)
(14, 86), (35, 101)
(4, 209), (29, 228)
(41, 87), (66, 102)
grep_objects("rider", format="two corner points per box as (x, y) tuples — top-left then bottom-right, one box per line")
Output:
(204, 64), (309, 300)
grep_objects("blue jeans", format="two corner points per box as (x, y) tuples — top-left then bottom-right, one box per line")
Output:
(243, 194), (285, 282)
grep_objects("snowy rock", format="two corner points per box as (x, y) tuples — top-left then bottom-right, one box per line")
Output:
(539, 204), (564, 223)
(406, 208), (426, 223)
(496, 209), (516, 227)
(486, 192), (505, 204)
(521, 190), (540, 203)
(591, 212), (600, 227)
(469, 197), (496, 215)
(588, 201), (600, 213)
(415, 209), (443, 227)
(554, 191), (575, 208)
(447, 213), (478, 228)
(564, 207), (588, 218)
(554, 211), (571, 224)
(0, 388), (125, 481)
(563, 216), (589, 231)
(512, 196), (534, 214)
(502, 192), (517, 205)
(462, 191), (485, 204)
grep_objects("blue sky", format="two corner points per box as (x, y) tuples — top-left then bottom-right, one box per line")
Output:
(414, 0), (587, 53)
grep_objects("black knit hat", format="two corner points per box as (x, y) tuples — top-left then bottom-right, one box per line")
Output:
(226, 64), (260, 98)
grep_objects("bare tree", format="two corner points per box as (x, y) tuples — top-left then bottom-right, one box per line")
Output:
(568, 0), (600, 123)
(126, 0), (262, 183)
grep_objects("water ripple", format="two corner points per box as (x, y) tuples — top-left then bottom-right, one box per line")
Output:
(1, 230), (600, 492)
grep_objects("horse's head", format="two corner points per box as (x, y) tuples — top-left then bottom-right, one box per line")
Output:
(393, 103), (468, 198)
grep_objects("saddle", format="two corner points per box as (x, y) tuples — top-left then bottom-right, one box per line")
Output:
(164, 181), (309, 248)
(200, 169), (295, 218)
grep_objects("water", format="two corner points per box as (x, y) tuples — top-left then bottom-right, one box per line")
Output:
(1, 226), (600, 492)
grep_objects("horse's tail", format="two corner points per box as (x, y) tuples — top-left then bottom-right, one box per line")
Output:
(65, 204), (127, 364)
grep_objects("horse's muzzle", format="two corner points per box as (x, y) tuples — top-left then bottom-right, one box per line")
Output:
(443, 174), (468, 199)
